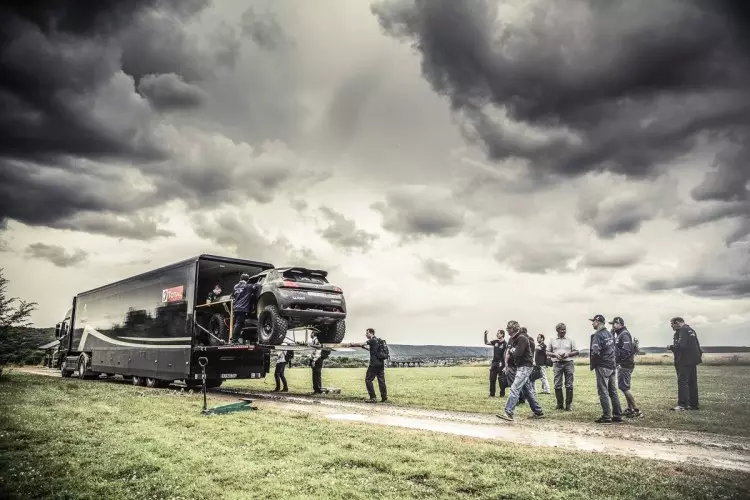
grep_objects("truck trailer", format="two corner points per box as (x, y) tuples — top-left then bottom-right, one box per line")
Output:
(54, 254), (277, 388)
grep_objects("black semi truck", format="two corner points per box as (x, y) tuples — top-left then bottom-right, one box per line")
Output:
(54, 254), (277, 388)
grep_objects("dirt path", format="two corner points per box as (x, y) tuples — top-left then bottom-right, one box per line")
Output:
(15, 367), (750, 473)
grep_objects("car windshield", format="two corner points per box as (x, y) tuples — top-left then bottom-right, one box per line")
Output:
(282, 269), (328, 285)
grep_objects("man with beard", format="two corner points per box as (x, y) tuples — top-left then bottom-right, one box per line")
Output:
(667, 317), (703, 411)
(547, 323), (578, 410)
(610, 317), (642, 418)
(497, 321), (544, 421)
(589, 314), (623, 424)
(484, 329), (508, 397)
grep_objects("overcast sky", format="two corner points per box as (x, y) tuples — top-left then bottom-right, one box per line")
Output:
(1, 0), (749, 347)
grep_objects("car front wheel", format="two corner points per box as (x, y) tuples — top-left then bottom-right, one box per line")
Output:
(257, 305), (288, 345)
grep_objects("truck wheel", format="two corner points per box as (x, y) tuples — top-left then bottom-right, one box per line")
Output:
(145, 377), (159, 388)
(318, 320), (346, 344)
(60, 364), (73, 378)
(208, 313), (229, 344)
(77, 354), (91, 379)
(257, 305), (288, 345)
(132, 376), (145, 386)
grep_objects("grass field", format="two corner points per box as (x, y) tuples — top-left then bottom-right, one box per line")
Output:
(226, 363), (750, 438)
(1, 373), (749, 500)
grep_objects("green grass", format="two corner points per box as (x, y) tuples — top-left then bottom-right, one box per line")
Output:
(226, 364), (750, 438)
(1, 373), (749, 500)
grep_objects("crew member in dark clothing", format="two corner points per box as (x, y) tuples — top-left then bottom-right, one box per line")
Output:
(484, 329), (507, 397)
(668, 317), (703, 411)
(497, 320), (544, 421)
(273, 348), (289, 392)
(534, 333), (550, 394)
(231, 274), (257, 344)
(589, 314), (623, 424)
(308, 332), (329, 394)
(610, 316), (642, 418)
(353, 328), (388, 403)
(206, 284), (223, 304)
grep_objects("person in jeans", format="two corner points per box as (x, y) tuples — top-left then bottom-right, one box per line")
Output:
(589, 314), (623, 423)
(273, 348), (289, 392)
(610, 316), (641, 418)
(547, 323), (578, 410)
(230, 274), (257, 344)
(497, 320), (544, 421)
(484, 329), (508, 397)
(353, 328), (388, 403)
(534, 333), (551, 394)
(308, 332), (329, 394)
(668, 317), (703, 411)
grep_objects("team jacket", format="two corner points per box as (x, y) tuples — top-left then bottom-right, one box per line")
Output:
(590, 326), (616, 370)
(672, 324), (703, 366)
(614, 327), (635, 369)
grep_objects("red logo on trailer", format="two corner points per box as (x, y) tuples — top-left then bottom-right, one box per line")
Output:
(161, 286), (184, 303)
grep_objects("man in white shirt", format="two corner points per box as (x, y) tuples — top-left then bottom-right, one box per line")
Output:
(547, 322), (579, 411)
(273, 348), (288, 392)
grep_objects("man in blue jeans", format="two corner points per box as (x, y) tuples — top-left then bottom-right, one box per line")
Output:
(497, 320), (545, 421)
(589, 314), (623, 423)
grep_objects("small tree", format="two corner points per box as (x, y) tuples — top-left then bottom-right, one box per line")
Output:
(0, 268), (38, 376)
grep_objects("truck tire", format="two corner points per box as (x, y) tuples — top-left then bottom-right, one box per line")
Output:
(61, 363), (73, 378)
(318, 319), (346, 343)
(208, 313), (229, 344)
(77, 354), (94, 379)
(257, 305), (288, 345)
(132, 376), (146, 386)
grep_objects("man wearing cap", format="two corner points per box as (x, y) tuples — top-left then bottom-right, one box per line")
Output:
(610, 316), (642, 418)
(589, 314), (623, 423)
(497, 320), (544, 421)
(667, 317), (703, 411)
(547, 322), (578, 410)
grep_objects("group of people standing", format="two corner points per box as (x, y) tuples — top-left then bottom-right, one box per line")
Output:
(485, 315), (703, 423)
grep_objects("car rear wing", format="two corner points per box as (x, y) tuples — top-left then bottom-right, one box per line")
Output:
(282, 267), (329, 278)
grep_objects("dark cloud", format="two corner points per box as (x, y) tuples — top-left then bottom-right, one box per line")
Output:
(52, 212), (174, 241)
(676, 200), (750, 244)
(420, 257), (458, 284)
(580, 246), (645, 269)
(25, 243), (88, 268)
(137, 73), (207, 111)
(642, 242), (750, 298)
(576, 195), (658, 239)
(241, 6), (294, 51)
(371, 0), (750, 190)
(495, 237), (577, 274)
(371, 186), (465, 240)
(317, 207), (378, 252)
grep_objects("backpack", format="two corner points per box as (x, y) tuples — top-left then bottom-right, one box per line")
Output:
(375, 338), (390, 361)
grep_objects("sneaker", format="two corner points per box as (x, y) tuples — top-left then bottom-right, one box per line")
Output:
(612, 416), (623, 423)
(623, 408), (633, 416)
(595, 416), (613, 424)
(272, 388), (280, 392)
(365, 398), (377, 403)
(628, 409), (643, 418)
(496, 411), (514, 421)
(381, 398), (388, 403)
(531, 412), (545, 419)
(281, 388), (288, 392)
(672, 406), (687, 411)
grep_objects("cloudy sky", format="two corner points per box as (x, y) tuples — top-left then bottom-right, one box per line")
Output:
(1, 0), (749, 347)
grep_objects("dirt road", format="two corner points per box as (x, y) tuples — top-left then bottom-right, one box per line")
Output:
(15, 367), (750, 473)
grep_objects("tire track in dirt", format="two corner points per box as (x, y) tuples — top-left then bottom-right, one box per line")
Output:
(14, 367), (750, 472)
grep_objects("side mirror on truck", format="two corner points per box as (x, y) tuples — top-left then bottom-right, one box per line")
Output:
(55, 323), (62, 338)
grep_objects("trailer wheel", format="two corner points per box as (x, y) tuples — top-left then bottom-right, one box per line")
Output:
(208, 313), (229, 344)
(318, 319), (346, 344)
(257, 305), (288, 345)
(145, 377), (160, 388)
(77, 354), (92, 379)
(132, 376), (145, 386)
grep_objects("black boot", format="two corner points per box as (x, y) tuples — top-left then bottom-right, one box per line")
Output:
(565, 388), (573, 411)
(555, 389), (564, 410)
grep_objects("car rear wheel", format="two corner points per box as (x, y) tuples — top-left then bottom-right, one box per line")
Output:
(257, 305), (288, 345)
(208, 313), (229, 344)
(318, 319), (346, 343)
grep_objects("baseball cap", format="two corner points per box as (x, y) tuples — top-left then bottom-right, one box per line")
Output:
(608, 316), (624, 325)
(589, 314), (605, 323)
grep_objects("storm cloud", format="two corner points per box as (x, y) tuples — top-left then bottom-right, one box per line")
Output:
(25, 243), (88, 268)
(317, 207), (378, 252)
(137, 73), (207, 111)
(370, 0), (750, 183)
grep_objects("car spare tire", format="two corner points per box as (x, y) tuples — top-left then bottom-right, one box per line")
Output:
(318, 319), (346, 344)
(208, 313), (229, 344)
(257, 305), (288, 345)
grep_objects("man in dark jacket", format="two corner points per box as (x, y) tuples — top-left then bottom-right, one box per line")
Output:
(497, 320), (544, 421)
(484, 329), (508, 397)
(610, 317), (641, 418)
(589, 314), (623, 423)
(230, 273), (257, 344)
(352, 328), (388, 403)
(667, 317), (703, 411)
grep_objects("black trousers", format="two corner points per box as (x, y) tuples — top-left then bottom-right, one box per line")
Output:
(365, 364), (387, 400)
(676, 364), (699, 408)
(312, 357), (324, 392)
(489, 361), (507, 396)
(274, 362), (287, 390)
(232, 312), (246, 341)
